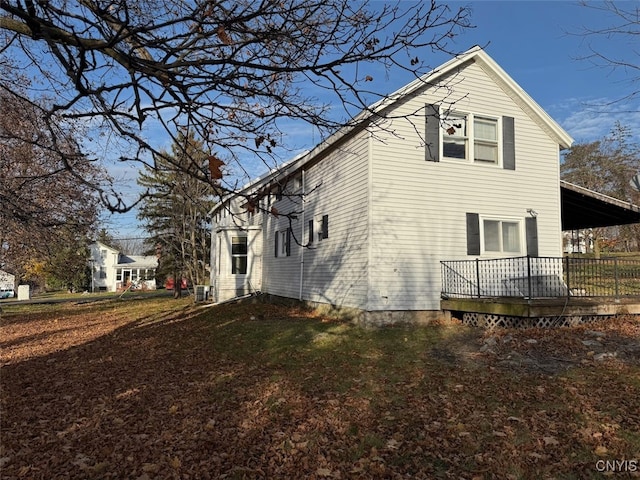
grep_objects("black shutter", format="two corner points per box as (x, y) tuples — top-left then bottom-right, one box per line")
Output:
(308, 219), (314, 244)
(425, 104), (440, 162)
(503, 116), (515, 170)
(466, 213), (480, 256)
(321, 215), (329, 239)
(286, 228), (291, 256)
(274, 231), (279, 257)
(526, 217), (539, 257)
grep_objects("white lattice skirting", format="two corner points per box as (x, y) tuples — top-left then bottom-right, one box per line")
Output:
(462, 312), (610, 329)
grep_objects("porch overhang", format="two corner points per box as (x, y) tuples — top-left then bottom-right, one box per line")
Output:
(561, 180), (640, 230)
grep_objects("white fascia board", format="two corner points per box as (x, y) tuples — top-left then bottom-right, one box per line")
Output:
(210, 46), (574, 216)
(471, 50), (574, 149)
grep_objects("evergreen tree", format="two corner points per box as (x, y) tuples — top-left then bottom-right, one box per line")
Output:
(138, 131), (216, 296)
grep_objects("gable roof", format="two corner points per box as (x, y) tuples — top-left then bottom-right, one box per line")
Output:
(91, 241), (157, 267)
(213, 46), (573, 212)
(359, 45), (573, 149)
(116, 254), (158, 268)
(93, 241), (119, 253)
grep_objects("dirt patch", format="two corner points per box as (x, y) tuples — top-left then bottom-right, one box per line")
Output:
(425, 315), (640, 374)
(476, 315), (640, 374)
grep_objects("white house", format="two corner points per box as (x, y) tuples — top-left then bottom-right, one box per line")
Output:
(209, 46), (575, 322)
(0, 270), (15, 291)
(89, 242), (157, 292)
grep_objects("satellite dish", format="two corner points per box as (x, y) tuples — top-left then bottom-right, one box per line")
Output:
(631, 174), (640, 192)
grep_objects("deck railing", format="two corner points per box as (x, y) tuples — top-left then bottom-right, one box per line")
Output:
(441, 256), (640, 299)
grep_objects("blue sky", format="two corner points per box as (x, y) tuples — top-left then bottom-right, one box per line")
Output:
(108, 0), (639, 239)
(457, 1), (639, 141)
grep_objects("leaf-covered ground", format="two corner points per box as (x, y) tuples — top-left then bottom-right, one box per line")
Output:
(1, 297), (639, 479)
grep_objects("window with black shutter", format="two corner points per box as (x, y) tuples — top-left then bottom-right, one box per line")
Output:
(321, 215), (329, 240)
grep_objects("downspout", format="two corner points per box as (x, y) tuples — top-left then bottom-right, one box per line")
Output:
(299, 169), (305, 301)
(210, 220), (216, 301)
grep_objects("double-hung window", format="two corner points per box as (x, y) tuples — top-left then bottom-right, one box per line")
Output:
(473, 116), (499, 164)
(442, 112), (499, 165)
(231, 236), (248, 274)
(442, 113), (468, 159)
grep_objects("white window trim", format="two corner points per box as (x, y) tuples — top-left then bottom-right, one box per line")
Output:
(441, 110), (502, 167)
(479, 215), (524, 256)
(276, 229), (291, 257)
(231, 236), (248, 274)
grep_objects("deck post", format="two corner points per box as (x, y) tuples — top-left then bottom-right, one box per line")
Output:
(527, 255), (532, 299)
(565, 256), (570, 296)
(475, 258), (481, 298)
(614, 257), (619, 298)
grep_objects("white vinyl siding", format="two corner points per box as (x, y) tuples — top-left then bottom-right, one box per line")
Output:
(212, 227), (262, 301)
(367, 59), (563, 311)
(209, 54), (567, 315)
(262, 132), (370, 308)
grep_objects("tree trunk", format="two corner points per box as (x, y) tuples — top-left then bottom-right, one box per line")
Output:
(173, 266), (182, 298)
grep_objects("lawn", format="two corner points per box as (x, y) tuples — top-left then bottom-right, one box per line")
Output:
(1, 296), (639, 479)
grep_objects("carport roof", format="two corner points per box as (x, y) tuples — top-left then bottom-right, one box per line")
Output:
(561, 180), (640, 230)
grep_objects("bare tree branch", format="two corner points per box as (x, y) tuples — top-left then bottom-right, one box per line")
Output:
(572, 0), (640, 109)
(1, 0), (472, 211)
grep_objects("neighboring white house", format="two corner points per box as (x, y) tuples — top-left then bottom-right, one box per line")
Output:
(563, 230), (593, 254)
(209, 46), (574, 321)
(89, 242), (158, 292)
(0, 270), (15, 291)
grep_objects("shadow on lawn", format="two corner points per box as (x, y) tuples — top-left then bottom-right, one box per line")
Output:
(2, 301), (639, 479)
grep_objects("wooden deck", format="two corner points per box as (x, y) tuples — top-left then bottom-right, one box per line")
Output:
(441, 296), (640, 328)
(442, 296), (640, 317)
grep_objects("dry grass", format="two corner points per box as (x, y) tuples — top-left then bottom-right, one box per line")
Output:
(1, 298), (639, 479)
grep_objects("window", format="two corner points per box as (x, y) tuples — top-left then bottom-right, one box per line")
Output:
(320, 215), (329, 240)
(474, 116), (499, 164)
(293, 175), (303, 192)
(99, 267), (107, 279)
(442, 113), (468, 159)
(312, 214), (329, 242)
(467, 213), (533, 256)
(275, 229), (291, 257)
(441, 111), (499, 165)
(231, 236), (248, 274)
(483, 219), (522, 254)
(116, 268), (122, 281)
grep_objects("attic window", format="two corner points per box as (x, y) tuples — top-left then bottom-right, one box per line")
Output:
(442, 113), (467, 159)
(474, 116), (499, 164)
(442, 112), (500, 165)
